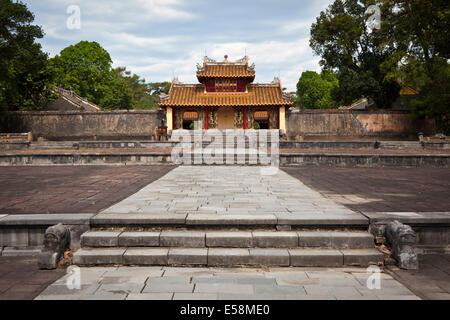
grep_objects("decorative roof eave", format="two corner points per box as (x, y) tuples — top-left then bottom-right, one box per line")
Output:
(196, 55), (256, 78)
(158, 83), (293, 108)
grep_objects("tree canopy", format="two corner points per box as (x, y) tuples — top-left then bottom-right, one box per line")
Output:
(378, 0), (450, 133)
(295, 70), (339, 109)
(0, 0), (54, 111)
(310, 0), (401, 108)
(309, 0), (449, 133)
(49, 41), (170, 110)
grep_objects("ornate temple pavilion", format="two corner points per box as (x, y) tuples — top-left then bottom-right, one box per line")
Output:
(159, 56), (293, 131)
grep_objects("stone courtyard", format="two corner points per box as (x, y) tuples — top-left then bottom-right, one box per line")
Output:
(0, 165), (449, 300)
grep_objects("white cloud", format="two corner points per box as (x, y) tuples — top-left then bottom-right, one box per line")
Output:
(25, 0), (330, 91)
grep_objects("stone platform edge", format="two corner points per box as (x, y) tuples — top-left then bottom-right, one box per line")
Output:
(1, 212), (449, 256)
(0, 152), (449, 167)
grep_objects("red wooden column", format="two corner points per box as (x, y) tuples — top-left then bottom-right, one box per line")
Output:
(243, 107), (247, 129)
(205, 107), (209, 130)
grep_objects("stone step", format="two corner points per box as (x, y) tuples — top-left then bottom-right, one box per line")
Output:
(80, 230), (375, 249)
(73, 247), (384, 267)
(91, 213), (368, 228)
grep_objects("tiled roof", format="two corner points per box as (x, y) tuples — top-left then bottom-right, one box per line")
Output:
(196, 64), (255, 78)
(159, 84), (293, 107)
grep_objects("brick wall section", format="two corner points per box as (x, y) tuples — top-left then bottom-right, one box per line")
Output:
(286, 109), (436, 140)
(0, 109), (436, 140)
(0, 110), (165, 140)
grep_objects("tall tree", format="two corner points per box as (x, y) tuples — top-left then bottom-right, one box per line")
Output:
(0, 0), (53, 111)
(296, 70), (339, 109)
(379, 0), (450, 134)
(310, 0), (400, 108)
(115, 68), (170, 109)
(50, 41), (116, 108)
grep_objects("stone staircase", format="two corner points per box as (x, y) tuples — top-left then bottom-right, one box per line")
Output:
(170, 129), (280, 165)
(74, 227), (384, 267)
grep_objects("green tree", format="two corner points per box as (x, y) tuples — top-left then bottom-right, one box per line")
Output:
(0, 0), (54, 111)
(379, 0), (450, 134)
(295, 70), (339, 109)
(49, 41), (120, 108)
(310, 0), (400, 108)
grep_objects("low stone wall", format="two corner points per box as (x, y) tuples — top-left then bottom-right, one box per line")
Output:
(286, 109), (436, 140)
(0, 110), (165, 141)
(0, 152), (448, 167)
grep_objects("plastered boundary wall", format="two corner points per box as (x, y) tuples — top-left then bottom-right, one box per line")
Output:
(285, 109), (436, 140)
(0, 109), (436, 140)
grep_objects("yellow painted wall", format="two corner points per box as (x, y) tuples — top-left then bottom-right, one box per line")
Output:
(166, 107), (173, 130)
(279, 106), (286, 132)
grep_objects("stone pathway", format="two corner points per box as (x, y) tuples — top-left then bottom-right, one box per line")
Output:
(102, 166), (361, 219)
(35, 266), (419, 300)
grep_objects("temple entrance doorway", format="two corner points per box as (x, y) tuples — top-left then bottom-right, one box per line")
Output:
(217, 108), (235, 129)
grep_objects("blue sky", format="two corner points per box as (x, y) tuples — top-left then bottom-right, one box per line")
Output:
(24, 0), (334, 91)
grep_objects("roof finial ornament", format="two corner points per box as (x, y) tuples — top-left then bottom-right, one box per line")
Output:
(224, 55), (229, 63)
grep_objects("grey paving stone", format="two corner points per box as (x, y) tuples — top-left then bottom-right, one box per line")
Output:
(194, 283), (254, 294)
(81, 231), (121, 247)
(81, 294), (127, 300)
(206, 232), (253, 247)
(341, 249), (384, 266)
(143, 283), (194, 293)
(118, 232), (160, 247)
(168, 248), (208, 265)
(160, 231), (205, 247)
(173, 293), (218, 300)
(249, 249), (290, 266)
(100, 276), (148, 285)
(186, 214), (277, 226)
(375, 295), (421, 300)
(289, 249), (343, 267)
(73, 248), (125, 265)
(208, 248), (250, 266)
(123, 248), (168, 265)
(252, 231), (298, 248)
(35, 295), (82, 300)
(147, 277), (192, 285)
(39, 284), (100, 296)
(96, 283), (144, 294)
(217, 293), (286, 300)
(127, 293), (174, 300)
(254, 284), (306, 295)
